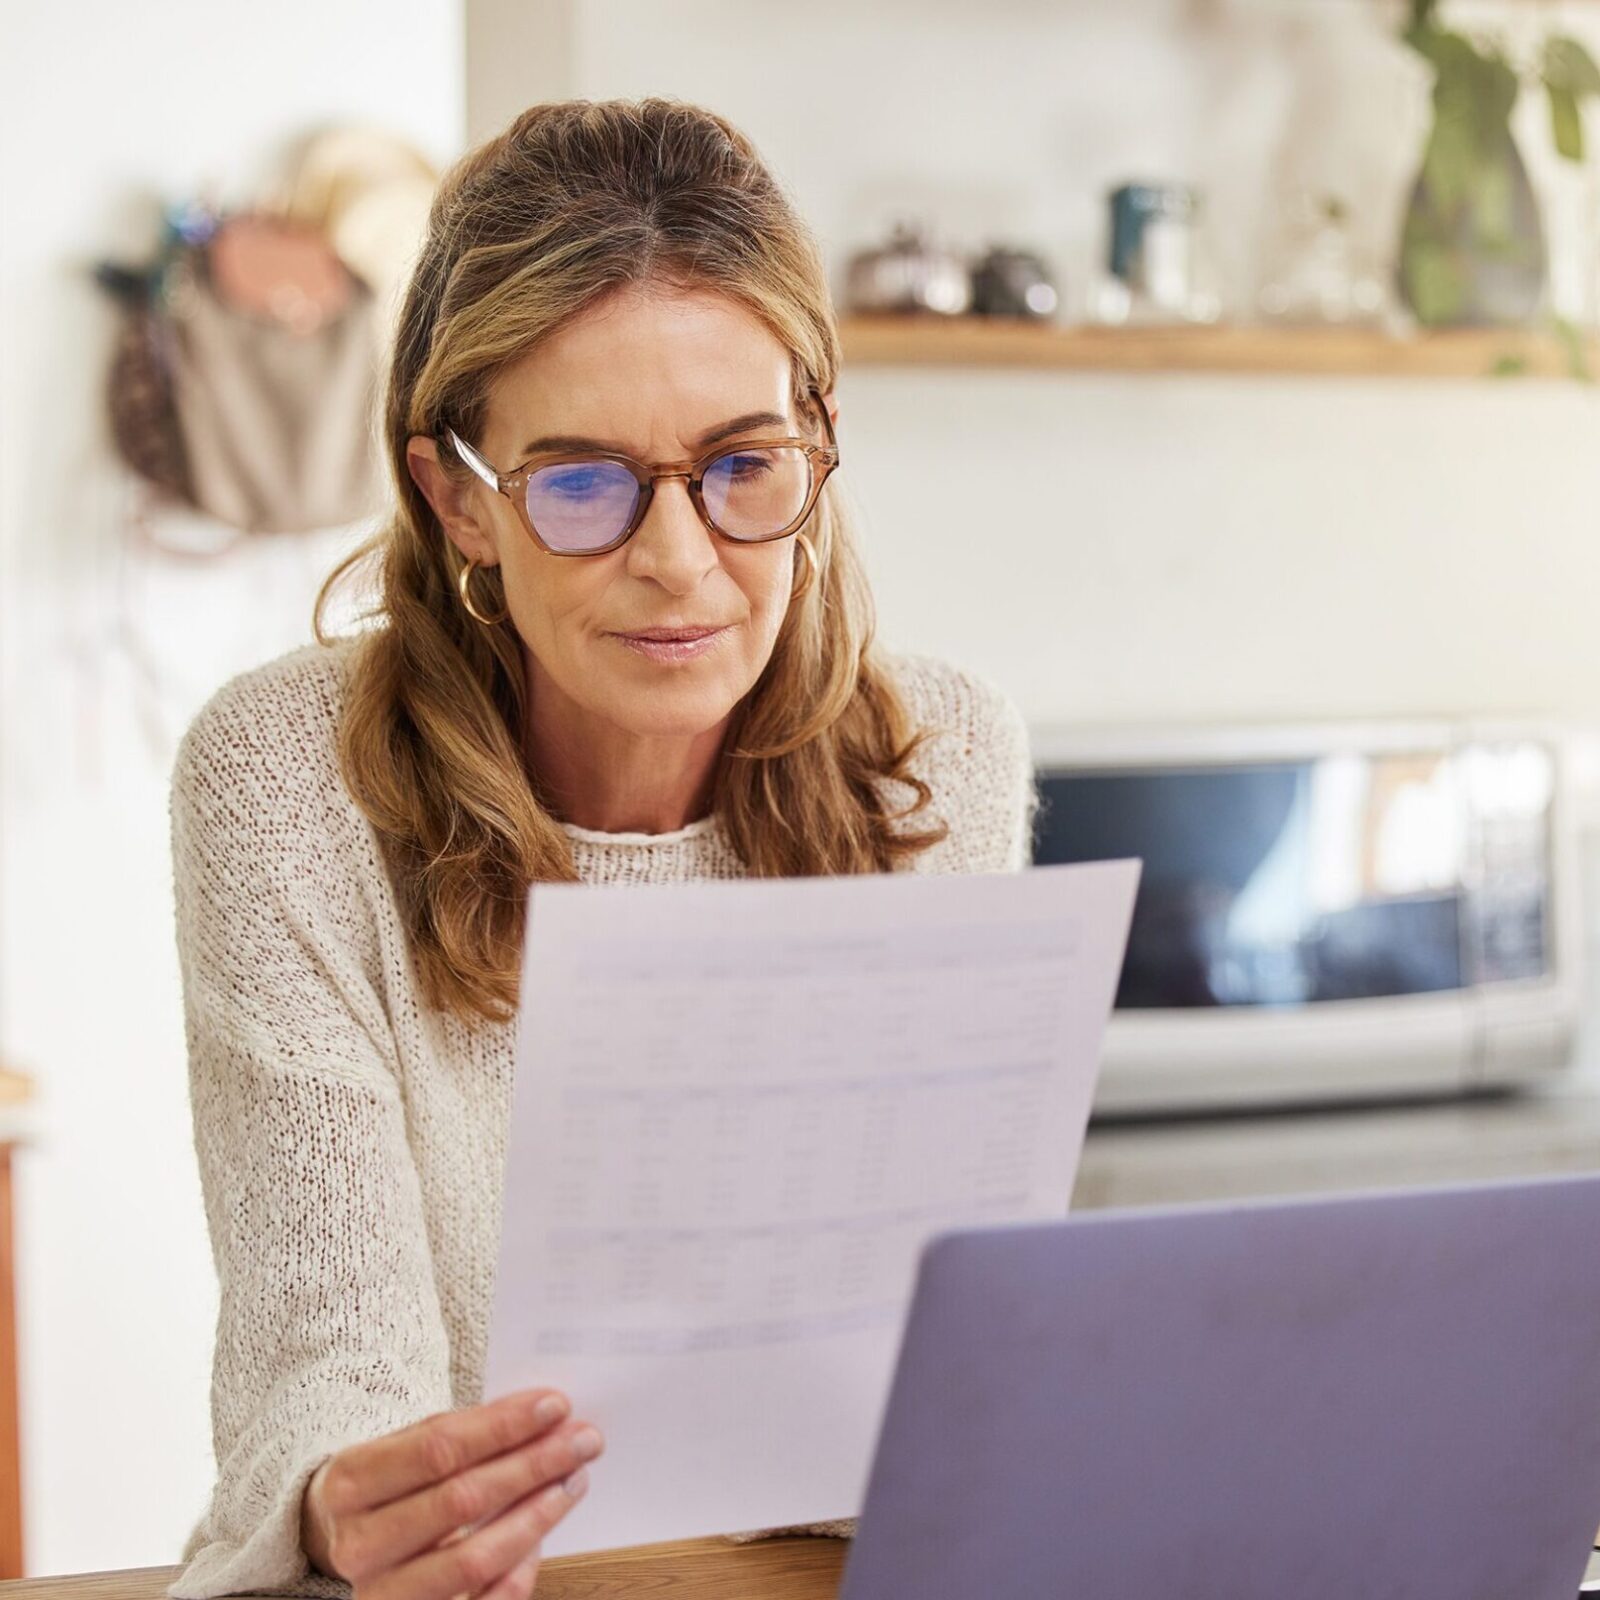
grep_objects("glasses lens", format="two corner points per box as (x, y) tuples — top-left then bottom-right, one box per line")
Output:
(701, 447), (812, 540)
(525, 461), (641, 553)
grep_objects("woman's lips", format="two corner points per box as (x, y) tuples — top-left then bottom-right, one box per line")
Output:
(608, 625), (732, 663)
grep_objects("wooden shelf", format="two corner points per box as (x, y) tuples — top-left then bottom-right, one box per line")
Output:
(838, 315), (1600, 381)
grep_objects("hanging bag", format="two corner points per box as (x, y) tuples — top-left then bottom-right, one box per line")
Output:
(163, 213), (385, 533)
(99, 203), (387, 535)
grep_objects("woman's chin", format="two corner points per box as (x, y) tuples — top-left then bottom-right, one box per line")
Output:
(593, 678), (745, 742)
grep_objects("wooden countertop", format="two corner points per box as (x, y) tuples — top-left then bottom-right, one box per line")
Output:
(9, 1537), (1599, 1597)
(0, 1536), (847, 1598)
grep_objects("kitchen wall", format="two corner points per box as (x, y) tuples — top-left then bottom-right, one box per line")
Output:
(0, 1), (463, 1573)
(6, 0), (1600, 1575)
(472, 0), (1600, 727)
(479, 0), (1600, 1091)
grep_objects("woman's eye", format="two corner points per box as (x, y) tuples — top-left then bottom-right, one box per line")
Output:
(545, 466), (611, 498)
(724, 453), (773, 479)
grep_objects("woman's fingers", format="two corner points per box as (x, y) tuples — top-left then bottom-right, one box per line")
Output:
(365, 1468), (590, 1600)
(321, 1389), (572, 1519)
(344, 1418), (604, 1573)
(473, 1548), (543, 1600)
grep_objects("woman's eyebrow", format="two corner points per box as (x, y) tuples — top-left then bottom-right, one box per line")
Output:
(516, 410), (791, 459)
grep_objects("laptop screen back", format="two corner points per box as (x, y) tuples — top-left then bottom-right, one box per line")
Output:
(842, 1176), (1600, 1600)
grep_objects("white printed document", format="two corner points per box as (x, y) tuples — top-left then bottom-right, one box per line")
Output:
(484, 860), (1140, 1556)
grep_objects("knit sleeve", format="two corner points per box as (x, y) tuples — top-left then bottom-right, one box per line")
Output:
(166, 661), (454, 1600)
(890, 654), (1038, 874)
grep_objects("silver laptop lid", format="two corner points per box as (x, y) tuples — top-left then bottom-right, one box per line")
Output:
(842, 1174), (1600, 1600)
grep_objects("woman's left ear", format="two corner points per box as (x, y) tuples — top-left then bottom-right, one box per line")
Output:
(406, 434), (498, 568)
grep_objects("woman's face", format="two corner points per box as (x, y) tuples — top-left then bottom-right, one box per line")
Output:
(416, 284), (834, 744)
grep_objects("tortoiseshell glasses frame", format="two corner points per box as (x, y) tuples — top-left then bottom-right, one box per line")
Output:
(443, 386), (840, 557)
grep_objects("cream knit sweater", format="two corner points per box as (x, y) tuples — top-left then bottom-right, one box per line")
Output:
(167, 638), (1036, 1599)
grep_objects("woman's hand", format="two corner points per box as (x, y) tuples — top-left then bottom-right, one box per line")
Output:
(301, 1387), (604, 1598)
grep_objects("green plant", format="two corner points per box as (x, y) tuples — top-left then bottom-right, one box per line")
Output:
(1400, 0), (1600, 327)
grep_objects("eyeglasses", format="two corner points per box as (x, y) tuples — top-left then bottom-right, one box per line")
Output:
(443, 388), (840, 557)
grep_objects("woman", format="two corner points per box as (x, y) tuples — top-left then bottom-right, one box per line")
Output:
(170, 98), (1035, 1600)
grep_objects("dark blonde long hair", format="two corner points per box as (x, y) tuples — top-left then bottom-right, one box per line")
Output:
(316, 98), (946, 1024)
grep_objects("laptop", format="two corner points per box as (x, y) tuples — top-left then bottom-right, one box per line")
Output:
(839, 1174), (1600, 1600)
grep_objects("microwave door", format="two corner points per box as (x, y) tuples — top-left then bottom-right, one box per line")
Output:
(1034, 754), (1479, 1114)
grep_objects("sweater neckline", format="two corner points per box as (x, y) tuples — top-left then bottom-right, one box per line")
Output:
(559, 813), (719, 848)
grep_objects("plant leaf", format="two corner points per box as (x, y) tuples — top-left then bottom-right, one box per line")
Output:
(1412, 30), (1518, 166)
(1472, 49), (1521, 142)
(1552, 315), (1595, 383)
(1404, 20), (1452, 69)
(1402, 236), (1467, 325)
(1420, 111), (1477, 212)
(1470, 156), (1515, 245)
(1544, 36), (1600, 99)
(1549, 82), (1585, 161)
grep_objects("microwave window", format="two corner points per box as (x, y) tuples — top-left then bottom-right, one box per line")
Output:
(1035, 755), (1494, 1009)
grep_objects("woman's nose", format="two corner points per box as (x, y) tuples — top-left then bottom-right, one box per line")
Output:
(624, 476), (719, 593)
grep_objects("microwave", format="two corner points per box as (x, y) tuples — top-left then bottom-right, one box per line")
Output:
(1031, 720), (1581, 1117)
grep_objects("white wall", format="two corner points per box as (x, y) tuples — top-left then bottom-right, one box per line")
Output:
(8, 0), (1600, 1575)
(0, 2), (463, 1574)
(464, 0), (1600, 731)
(842, 368), (1600, 727)
(524, 0), (1600, 1090)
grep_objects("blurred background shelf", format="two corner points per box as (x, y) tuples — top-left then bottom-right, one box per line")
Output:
(839, 316), (1600, 382)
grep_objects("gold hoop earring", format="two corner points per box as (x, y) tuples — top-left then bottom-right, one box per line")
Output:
(790, 532), (818, 603)
(457, 558), (509, 626)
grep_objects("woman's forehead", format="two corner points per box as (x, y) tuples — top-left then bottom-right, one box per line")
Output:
(483, 285), (795, 457)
